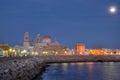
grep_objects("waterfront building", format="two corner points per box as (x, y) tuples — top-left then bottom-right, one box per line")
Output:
(89, 49), (106, 55)
(85, 49), (90, 55)
(75, 43), (86, 55)
(116, 49), (120, 55)
(42, 45), (67, 55)
(66, 48), (75, 55)
(0, 44), (10, 57)
(102, 48), (119, 55)
(23, 32), (65, 55)
(14, 45), (27, 56)
(24, 32), (30, 48)
(24, 32), (34, 55)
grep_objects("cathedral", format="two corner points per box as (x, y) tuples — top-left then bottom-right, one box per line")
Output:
(24, 32), (66, 55)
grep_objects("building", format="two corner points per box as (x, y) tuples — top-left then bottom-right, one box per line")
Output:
(89, 49), (106, 55)
(42, 45), (67, 55)
(0, 44), (10, 57)
(23, 32), (33, 55)
(23, 32), (65, 55)
(75, 43), (86, 55)
(24, 32), (30, 49)
(42, 35), (51, 44)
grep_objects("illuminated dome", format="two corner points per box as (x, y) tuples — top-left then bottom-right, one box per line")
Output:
(43, 35), (51, 39)
(42, 35), (51, 43)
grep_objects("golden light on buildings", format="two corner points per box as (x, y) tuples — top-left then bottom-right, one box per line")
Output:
(9, 48), (12, 52)
(21, 50), (27, 54)
(42, 45), (67, 55)
(3, 51), (8, 55)
(35, 52), (38, 55)
(111, 52), (113, 55)
(23, 50), (27, 53)
(75, 43), (86, 55)
(32, 51), (38, 55)
(14, 52), (17, 56)
(90, 49), (106, 55)
(42, 51), (48, 55)
(64, 51), (67, 54)
(12, 49), (16, 52)
(55, 52), (58, 55)
(8, 48), (18, 57)
(0, 44), (10, 57)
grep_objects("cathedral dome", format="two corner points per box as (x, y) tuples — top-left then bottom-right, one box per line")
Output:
(42, 35), (51, 43)
(43, 35), (51, 39)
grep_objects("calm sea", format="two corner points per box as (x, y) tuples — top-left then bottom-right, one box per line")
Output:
(35, 62), (120, 80)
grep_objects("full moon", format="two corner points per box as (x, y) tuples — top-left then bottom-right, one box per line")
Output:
(109, 6), (117, 13)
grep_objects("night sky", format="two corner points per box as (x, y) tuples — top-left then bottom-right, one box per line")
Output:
(0, 0), (120, 49)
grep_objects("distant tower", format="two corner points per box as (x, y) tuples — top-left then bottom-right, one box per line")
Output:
(24, 32), (30, 48)
(36, 34), (40, 43)
(75, 43), (86, 55)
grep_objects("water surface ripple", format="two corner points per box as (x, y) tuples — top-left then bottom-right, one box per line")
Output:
(35, 62), (120, 80)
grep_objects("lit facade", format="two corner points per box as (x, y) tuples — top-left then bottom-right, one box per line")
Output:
(90, 49), (106, 55)
(23, 32), (65, 55)
(42, 46), (67, 55)
(0, 44), (10, 57)
(75, 43), (86, 55)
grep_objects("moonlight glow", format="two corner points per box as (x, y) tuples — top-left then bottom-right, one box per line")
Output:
(109, 6), (117, 13)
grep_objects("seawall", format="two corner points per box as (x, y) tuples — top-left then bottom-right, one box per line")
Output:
(0, 56), (46, 80)
(0, 55), (120, 80)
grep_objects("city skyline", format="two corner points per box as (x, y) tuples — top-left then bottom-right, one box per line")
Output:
(0, 0), (120, 48)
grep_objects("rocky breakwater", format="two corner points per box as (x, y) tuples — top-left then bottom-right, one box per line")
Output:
(1, 55), (120, 80)
(0, 57), (46, 80)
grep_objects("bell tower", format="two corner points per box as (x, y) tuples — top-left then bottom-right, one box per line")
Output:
(36, 34), (40, 43)
(24, 32), (30, 48)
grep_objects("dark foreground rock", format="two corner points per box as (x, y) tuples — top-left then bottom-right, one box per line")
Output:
(1, 55), (120, 80)
(0, 57), (46, 80)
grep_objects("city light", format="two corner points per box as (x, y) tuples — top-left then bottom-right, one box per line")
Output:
(9, 48), (12, 52)
(42, 51), (48, 55)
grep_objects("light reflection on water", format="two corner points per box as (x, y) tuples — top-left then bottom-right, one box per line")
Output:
(35, 62), (120, 80)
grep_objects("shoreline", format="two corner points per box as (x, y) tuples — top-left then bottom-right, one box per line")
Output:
(33, 61), (120, 80)
(32, 64), (50, 80)
(1, 55), (120, 80)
